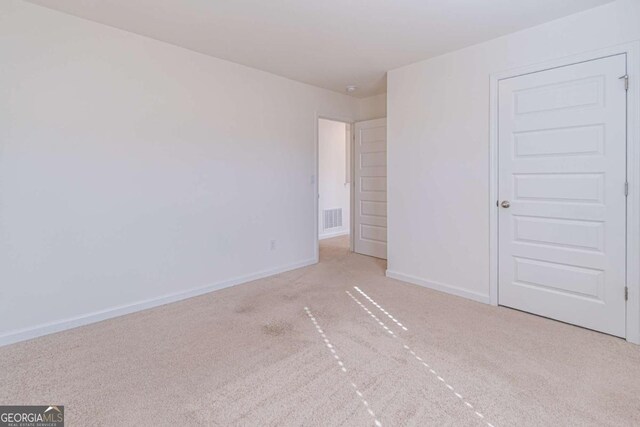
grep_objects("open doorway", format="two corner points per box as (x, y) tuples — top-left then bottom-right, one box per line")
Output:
(318, 118), (351, 244)
(315, 116), (388, 261)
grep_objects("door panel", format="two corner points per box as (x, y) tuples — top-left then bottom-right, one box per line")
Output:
(354, 118), (387, 259)
(498, 54), (627, 337)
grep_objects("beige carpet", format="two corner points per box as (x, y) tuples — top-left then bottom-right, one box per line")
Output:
(1, 236), (639, 426)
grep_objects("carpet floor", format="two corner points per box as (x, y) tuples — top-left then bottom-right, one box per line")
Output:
(1, 236), (639, 426)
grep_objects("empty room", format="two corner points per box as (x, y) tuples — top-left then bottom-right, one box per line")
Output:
(1, 0), (640, 425)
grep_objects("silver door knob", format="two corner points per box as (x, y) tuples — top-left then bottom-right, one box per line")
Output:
(500, 200), (510, 208)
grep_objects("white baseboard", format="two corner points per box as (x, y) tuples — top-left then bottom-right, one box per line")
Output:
(0, 257), (317, 347)
(319, 230), (349, 240)
(385, 270), (491, 305)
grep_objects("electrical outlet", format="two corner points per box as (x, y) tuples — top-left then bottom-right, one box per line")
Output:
(270, 240), (276, 251)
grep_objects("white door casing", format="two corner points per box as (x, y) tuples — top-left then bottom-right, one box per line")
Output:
(354, 118), (387, 259)
(497, 54), (627, 337)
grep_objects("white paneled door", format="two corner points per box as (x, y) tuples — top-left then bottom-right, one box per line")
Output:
(498, 54), (627, 337)
(354, 118), (387, 259)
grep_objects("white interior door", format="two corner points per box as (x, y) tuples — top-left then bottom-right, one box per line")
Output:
(354, 118), (387, 259)
(498, 54), (627, 337)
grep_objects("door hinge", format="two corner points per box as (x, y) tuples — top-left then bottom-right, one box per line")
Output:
(625, 181), (629, 197)
(620, 74), (629, 91)
(625, 286), (629, 301)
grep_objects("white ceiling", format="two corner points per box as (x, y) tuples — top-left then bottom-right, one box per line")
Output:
(27, 0), (613, 97)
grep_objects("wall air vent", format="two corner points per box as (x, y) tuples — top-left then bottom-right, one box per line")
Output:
(323, 208), (343, 230)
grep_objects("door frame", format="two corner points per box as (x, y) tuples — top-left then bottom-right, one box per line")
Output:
(314, 113), (355, 263)
(488, 42), (640, 343)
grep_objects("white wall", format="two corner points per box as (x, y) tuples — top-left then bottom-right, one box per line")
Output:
(0, 0), (359, 345)
(358, 93), (387, 121)
(318, 119), (350, 239)
(387, 0), (640, 302)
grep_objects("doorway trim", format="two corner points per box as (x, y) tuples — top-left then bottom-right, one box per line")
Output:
(314, 113), (355, 263)
(488, 42), (640, 343)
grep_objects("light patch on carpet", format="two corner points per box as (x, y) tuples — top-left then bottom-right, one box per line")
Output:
(346, 291), (396, 338)
(346, 291), (495, 427)
(354, 286), (408, 331)
(304, 306), (382, 427)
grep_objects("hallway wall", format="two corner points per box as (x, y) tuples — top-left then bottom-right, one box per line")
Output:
(319, 119), (350, 240)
